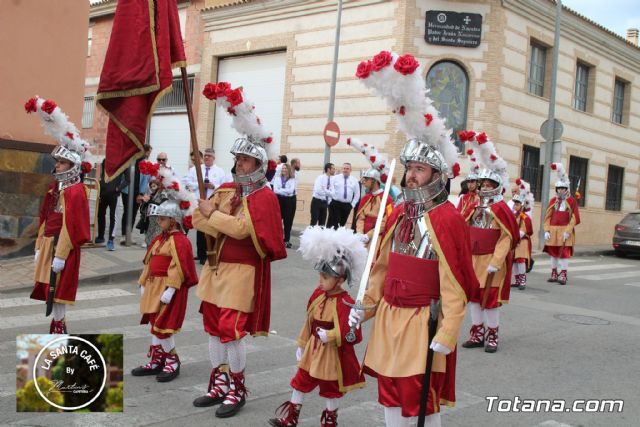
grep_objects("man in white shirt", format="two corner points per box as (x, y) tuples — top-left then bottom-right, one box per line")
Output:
(310, 162), (335, 226)
(183, 148), (227, 264)
(327, 162), (360, 229)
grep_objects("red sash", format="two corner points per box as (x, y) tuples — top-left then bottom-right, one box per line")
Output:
(550, 210), (570, 226)
(383, 252), (440, 308)
(469, 227), (500, 255)
(149, 255), (171, 277)
(44, 212), (63, 237)
(219, 237), (261, 264)
(363, 216), (376, 234)
(311, 319), (334, 340)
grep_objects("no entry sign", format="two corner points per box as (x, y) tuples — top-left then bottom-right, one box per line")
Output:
(323, 121), (340, 147)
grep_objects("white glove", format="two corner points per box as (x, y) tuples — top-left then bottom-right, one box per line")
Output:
(348, 308), (364, 329)
(359, 234), (369, 244)
(544, 231), (551, 241)
(430, 340), (452, 355)
(160, 287), (176, 304)
(295, 347), (303, 362)
(52, 257), (65, 273)
(34, 250), (40, 263)
(563, 232), (570, 242)
(140, 285), (145, 296)
(316, 328), (329, 343)
(519, 230), (525, 238)
(487, 265), (498, 274)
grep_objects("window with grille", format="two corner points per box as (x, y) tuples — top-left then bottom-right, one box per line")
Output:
(520, 145), (543, 201)
(87, 26), (93, 57)
(605, 165), (624, 211)
(528, 42), (547, 97)
(568, 155), (588, 207)
(82, 96), (94, 129)
(612, 79), (626, 124)
(425, 61), (469, 152)
(156, 76), (194, 112)
(574, 62), (589, 112)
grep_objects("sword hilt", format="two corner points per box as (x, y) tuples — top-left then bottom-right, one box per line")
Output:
(342, 298), (376, 343)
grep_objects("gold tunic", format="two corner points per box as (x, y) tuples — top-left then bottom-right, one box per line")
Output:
(471, 215), (512, 290)
(193, 188), (256, 313)
(138, 234), (185, 314)
(356, 192), (387, 242)
(544, 201), (577, 247)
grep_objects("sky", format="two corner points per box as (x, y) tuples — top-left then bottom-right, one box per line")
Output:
(561, 0), (640, 38)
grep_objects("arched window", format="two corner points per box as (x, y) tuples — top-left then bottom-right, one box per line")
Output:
(425, 61), (469, 151)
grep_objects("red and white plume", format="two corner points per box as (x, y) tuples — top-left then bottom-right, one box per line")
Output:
(463, 131), (509, 187)
(24, 96), (90, 160)
(551, 162), (568, 183)
(346, 137), (390, 183)
(202, 81), (275, 159)
(515, 178), (534, 210)
(355, 51), (460, 177)
(461, 131), (481, 178)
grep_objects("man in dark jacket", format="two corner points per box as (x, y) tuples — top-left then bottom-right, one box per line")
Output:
(96, 158), (125, 250)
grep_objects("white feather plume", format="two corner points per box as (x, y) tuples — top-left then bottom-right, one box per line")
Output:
(298, 226), (368, 287)
(469, 132), (509, 188)
(515, 178), (534, 210)
(27, 96), (90, 160)
(356, 51), (460, 177)
(346, 137), (390, 182)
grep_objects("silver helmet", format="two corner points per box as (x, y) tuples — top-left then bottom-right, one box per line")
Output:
(230, 137), (269, 189)
(148, 199), (183, 222)
(362, 167), (382, 184)
(51, 145), (82, 184)
(512, 193), (526, 205)
(477, 168), (503, 200)
(400, 138), (448, 203)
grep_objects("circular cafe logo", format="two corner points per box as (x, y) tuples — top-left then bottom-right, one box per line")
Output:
(33, 336), (107, 411)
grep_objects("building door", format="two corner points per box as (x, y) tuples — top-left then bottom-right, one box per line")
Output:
(149, 114), (191, 179)
(213, 51), (287, 173)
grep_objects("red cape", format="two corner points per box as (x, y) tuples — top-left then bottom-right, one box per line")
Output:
(97, 0), (186, 180)
(215, 183), (287, 336)
(357, 191), (393, 233)
(546, 196), (581, 225)
(307, 287), (365, 391)
(490, 200), (520, 303)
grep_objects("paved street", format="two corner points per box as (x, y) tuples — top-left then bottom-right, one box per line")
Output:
(1, 249), (639, 426)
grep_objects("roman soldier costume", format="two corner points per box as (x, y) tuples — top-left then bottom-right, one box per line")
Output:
(511, 179), (534, 290)
(348, 138), (393, 247)
(349, 51), (477, 427)
(131, 166), (198, 382)
(460, 131), (519, 353)
(269, 226), (367, 427)
(456, 161), (480, 222)
(543, 162), (580, 285)
(26, 97), (91, 334)
(193, 82), (287, 418)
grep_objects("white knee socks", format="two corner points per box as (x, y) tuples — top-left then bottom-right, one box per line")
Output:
(326, 398), (339, 411)
(485, 308), (500, 329)
(550, 256), (558, 269)
(515, 262), (526, 275)
(225, 337), (247, 373)
(558, 258), (569, 270)
(291, 389), (305, 404)
(384, 407), (409, 427)
(159, 337), (175, 353)
(208, 335), (227, 368)
(52, 303), (66, 321)
(468, 302), (483, 325)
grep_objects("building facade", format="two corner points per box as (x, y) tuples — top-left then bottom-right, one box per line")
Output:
(85, 0), (639, 247)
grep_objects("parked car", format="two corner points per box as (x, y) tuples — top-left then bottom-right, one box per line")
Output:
(612, 210), (640, 257)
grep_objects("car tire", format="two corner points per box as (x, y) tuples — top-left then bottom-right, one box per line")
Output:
(614, 249), (627, 258)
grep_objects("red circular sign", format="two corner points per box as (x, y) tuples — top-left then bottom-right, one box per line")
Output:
(323, 121), (340, 147)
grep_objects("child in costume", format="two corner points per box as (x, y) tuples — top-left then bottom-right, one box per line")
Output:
(131, 167), (198, 382)
(269, 226), (367, 427)
(511, 179), (534, 290)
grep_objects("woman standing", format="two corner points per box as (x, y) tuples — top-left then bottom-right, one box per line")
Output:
(274, 163), (297, 248)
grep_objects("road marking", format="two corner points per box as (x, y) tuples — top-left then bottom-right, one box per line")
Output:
(623, 282), (640, 288)
(533, 259), (591, 267)
(576, 271), (640, 281)
(0, 303), (140, 330)
(536, 421), (574, 427)
(531, 263), (635, 274)
(0, 288), (134, 309)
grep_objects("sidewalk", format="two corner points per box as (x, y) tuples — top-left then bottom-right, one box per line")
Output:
(0, 242), (146, 292)
(0, 231), (614, 292)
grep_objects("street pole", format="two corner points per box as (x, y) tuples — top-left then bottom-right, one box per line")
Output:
(538, 0), (562, 250)
(324, 0), (343, 165)
(125, 163), (135, 246)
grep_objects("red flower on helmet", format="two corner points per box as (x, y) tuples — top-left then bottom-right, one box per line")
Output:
(24, 97), (38, 113)
(356, 60), (373, 79)
(370, 155), (376, 163)
(180, 200), (191, 210)
(393, 54), (419, 75)
(215, 82), (231, 98)
(168, 181), (180, 191)
(256, 116), (261, 125)
(520, 185), (525, 190)
(346, 138), (351, 145)
(459, 130), (476, 142)
(490, 154), (498, 162)
(226, 88), (243, 107)
(398, 106), (406, 116)
(424, 114), (433, 126)
(470, 157), (476, 162)
(182, 215), (193, 230)
(380, 173), (388, 183)
(371, 50), (393, 71)
(263, 136), (273, 144)
(41, 99), (57, 114)
(551, 163), (557, 170)
(202, 82), (217, 100)
(452, 162), (460, 178)
(515, 178), (522, 185)
(66, 132), (74, 140)
(466, 149), (474, 156)
(267, 159), (277, 172)
(476, 132), (488, 144)
(227, 107), (236, 116)
(81, 161), (92, 174)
